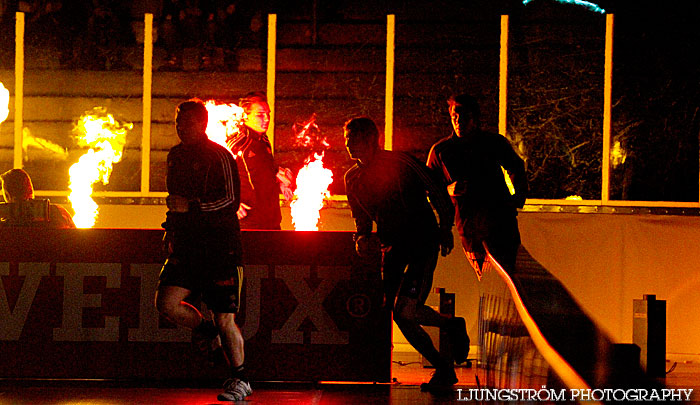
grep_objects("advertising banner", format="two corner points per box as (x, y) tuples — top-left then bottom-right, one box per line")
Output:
(0, 228), (390, 382)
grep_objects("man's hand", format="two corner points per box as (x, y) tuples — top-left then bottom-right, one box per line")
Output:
(277, 167), (294, 201)
(280, 183), (294, 201)
(166, 195), (190, 213)
(237, 203), (251, 219)
(355, 234), (371, 257)
(439, 227), (454, 257)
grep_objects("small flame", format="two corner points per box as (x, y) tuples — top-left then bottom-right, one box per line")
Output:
(290, 153), (333, 231)
(204, 100), (244, 151)
(22, 127), (69, 160)
(69, 107), (132, 228)
(0, 82), (9, 124)
(293, 113), (329, 150)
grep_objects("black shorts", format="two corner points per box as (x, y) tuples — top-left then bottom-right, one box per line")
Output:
(159, 229), (244, 313)
(381, 240), (439, 310)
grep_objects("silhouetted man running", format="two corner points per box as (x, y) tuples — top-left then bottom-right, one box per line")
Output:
(344, 117), (470, 391)
(428, 94), (527, 275)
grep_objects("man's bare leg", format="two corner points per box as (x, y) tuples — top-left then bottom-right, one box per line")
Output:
(394, 296), (451, 371)
(215, 312), (252, 401)
(214, 312), (244, 368)
(155, 285), (203, 329)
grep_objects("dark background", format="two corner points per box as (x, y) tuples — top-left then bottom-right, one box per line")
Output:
(0, 0), (697, 200)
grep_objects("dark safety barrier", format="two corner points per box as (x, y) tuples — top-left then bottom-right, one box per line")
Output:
(0, 228), (391, 383)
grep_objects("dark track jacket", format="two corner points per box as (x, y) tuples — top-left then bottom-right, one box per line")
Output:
(164, 138), (240, 233)
(427, 130), (527, 236)
(345, 150), (454, 247)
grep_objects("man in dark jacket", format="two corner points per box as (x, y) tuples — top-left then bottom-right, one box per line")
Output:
(427, 94), (528, 276)
(156, 99), (251, 402)
(344, 117), (470, 391)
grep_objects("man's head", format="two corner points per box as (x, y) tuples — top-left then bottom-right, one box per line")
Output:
(1, 169), (34, 203)
(447, 94), (480, 137)
(175, 99), (209, 146)
(344, 117), (380, 164)
(240, 91), (270, 134)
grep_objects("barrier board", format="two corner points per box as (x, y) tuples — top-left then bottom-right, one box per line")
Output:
(0, 228), (391, 382)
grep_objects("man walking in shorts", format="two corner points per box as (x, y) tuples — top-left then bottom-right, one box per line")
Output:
(156, 99), (251, 401)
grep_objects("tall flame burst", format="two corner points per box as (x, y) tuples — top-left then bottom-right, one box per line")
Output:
(204, 100), (244, 151)
(291, 153), (333, 231)
(290, 114), (333, 231)
(0, 82), (9, 125)
(69, 107), (132, 228)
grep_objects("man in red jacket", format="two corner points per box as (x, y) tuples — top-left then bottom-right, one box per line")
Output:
(227, 91), (292, 229)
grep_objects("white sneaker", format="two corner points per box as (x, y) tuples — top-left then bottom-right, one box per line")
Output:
(217, 378), (252, 401)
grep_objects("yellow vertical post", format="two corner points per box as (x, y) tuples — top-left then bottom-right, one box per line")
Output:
(602, 14), (614, 203)
(385, 14), (395, 151)
(267, 14), (277, 153)
(14, 12), (24, 169)
(499, 15), (508, 137)
(141, 13), (153, 194)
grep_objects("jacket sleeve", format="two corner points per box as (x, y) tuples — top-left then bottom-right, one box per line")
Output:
(235, 154), (257, 208)
(499, 136), (528, 208)
(50, 204), (77, 229)
(200, 148), (240, 212)
(426, 144), (449, 185)
(408, 155), (454, 231)
(344, 171), (373, 238)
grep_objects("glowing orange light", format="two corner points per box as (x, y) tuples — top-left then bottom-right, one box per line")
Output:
(611, 140), (627, 168)
(204, 100), (244, 151)
(0, 81), (9, 124)
(290, 153), (333, 231)
(69, 107), (132, 228)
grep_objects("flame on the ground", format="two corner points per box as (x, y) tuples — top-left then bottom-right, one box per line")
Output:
(291, 153), (333, 231)
(0, 82), (9, 124)
(204, 100), (244, 151)
(69, 107), (132, 228)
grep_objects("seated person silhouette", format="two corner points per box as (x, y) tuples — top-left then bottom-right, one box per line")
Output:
(0, 169), (75, 228)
